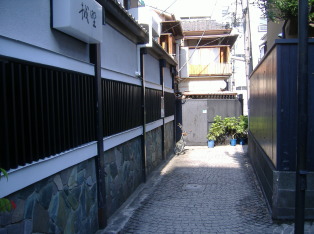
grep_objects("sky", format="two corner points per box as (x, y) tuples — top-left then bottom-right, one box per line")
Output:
(143, 0), (232, 20)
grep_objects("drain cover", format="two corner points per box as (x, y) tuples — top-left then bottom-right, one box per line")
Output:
(183, 184), (205, 192)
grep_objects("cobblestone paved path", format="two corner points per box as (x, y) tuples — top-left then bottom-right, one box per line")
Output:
(100, 145), (314, 234)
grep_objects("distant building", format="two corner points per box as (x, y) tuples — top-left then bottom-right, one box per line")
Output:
(178, 17), (238, 98)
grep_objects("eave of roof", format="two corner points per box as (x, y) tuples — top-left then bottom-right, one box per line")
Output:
(184, 34), (238, 47)
(161, 21), (184, 39)
(183, 29), (232, 36)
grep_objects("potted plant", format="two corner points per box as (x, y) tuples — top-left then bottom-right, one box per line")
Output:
(223, 117), (239, 146)
(207, 132), (216, 148)
(257, 0), (314, 37)
(236, 115), (248, 145)
(207, 115), (225, 148)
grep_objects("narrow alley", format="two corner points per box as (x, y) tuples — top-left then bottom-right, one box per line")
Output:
(101, 146), (314, 234)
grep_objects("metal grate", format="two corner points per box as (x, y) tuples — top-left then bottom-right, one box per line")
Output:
(0, 60), (96, 170)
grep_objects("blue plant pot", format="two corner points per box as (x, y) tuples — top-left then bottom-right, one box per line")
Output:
(239, 138), (246, 145)
(208, 140), (215, 148)
(230, 139), (237, 146)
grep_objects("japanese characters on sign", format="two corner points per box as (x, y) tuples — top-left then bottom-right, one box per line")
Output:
(53, 0), (102, 43)
(79, 3), (97, 28)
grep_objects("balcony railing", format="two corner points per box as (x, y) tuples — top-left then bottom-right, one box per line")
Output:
(188, 63), (231, 76)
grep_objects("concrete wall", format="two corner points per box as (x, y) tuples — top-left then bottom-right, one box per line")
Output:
(144, 54), (160, 85)
(101, 25), (137, 77)
(0, 159), (98, 233)
(164, 66), (173, 89)
(182, 99), (242, 145)
(267, 21), (284, 53)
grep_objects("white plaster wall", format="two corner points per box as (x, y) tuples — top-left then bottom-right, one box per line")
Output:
(144, 54), (160, 85)
(164, 66), (173, 89)
(179, 80), (227, 93)
(101, 25), (137, 77)
(0, 0), (89, 62)
(249, 3), (267, 69)
(179, 47), (189, 78)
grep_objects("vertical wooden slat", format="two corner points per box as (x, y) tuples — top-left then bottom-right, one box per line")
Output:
(102, 80), (106, 136)
(9, 63), (19, 168)
(76, 75), (82, 145)
(0, 62), (10, 170)
(49, 70), (56, 155)
(86, 76), (92, 140)
(86, 75), (92, 141)
(65, 73), (71, 149)
(60, 72), (66, 151)
(31, 66), (39, 161)
(68, 73), (75, 148)
(24, 65), (33, 163)
(109, 81), (113, 135)
(83, 76), (88, 142)
(38, 68), (46, 158)
(55, 71), (61, 154)
(44, 69), (51, 157)
(105, 80), (110, 136)
(17, 64), (26, 166)
(89, 76), (95, 140)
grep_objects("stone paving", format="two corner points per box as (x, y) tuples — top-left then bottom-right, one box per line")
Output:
(99, 145), (314, 234)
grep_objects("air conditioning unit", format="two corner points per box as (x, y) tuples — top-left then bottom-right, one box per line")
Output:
(129, 7), (161, 38)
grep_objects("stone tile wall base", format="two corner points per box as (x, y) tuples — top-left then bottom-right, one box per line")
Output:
(249, 135), (314, 220)
(0, 158), (98, 233)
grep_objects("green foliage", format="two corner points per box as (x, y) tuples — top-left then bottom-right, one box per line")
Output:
(0, 198), (14, 212)
(257, 0), (314, 22)
(237, 115), (248, 138)
(0, 168), (16, 212)
(207, 115), (248, 142)
(0, 168), (8, 181)
(223, 117), (239, 139)
(207, 116), (225, 141)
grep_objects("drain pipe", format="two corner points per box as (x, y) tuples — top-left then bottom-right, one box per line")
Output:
(137, 22), (153, 183)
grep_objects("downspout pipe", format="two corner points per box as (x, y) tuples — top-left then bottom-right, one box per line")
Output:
(140, 48), (147, 183)
(137, 19), (153, 183)
(90, 44), (107, 229)
(160, 59), (166, 160)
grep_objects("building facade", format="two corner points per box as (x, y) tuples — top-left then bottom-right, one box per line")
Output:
(0, 0), (176, 232)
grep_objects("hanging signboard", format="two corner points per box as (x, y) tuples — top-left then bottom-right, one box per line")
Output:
(53, 0), (102, 43)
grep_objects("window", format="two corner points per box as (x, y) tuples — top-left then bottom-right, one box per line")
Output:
(258, 17), (267, 32)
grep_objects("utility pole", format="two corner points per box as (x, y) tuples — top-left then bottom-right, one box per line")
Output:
(295, 0), (309, 233)
(241, 0), (252, 115)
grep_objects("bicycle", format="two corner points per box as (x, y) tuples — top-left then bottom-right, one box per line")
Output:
(174, 123), (187, 155)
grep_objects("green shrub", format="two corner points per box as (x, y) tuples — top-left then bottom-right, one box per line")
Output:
(207, 115), (248, 142)
(257, 0), (314, 23)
